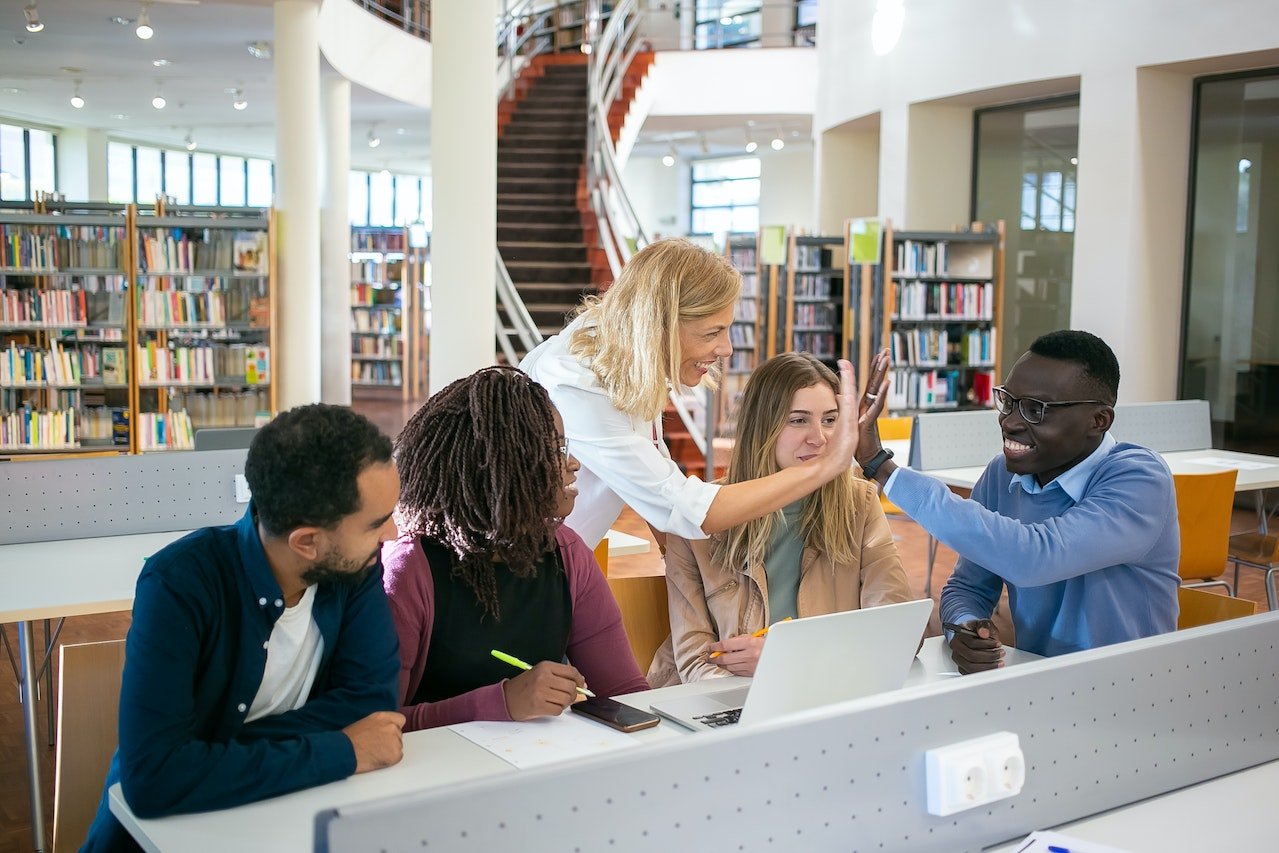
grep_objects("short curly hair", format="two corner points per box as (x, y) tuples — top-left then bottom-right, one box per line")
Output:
(245, 403), (393, 536)
(1028, 329), (1120, 404)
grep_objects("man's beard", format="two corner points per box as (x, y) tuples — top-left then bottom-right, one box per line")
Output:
(301, 544), (379, 586)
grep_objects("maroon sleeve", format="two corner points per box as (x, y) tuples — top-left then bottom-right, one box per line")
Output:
(381, 536), (512, 731)
(558, 526), (651, 697)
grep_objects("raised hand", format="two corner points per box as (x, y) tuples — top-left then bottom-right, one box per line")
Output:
(855, 348), (892, 467)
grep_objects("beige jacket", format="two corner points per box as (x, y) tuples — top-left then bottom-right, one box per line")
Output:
(647, 478), (916, 687)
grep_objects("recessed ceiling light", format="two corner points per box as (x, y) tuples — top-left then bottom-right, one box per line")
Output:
(111, 113), (129, 120)
(395, 127), (407, 136)
(109, 16), (133, 26)
(246, 41), (272, 60)
(2, 87), (22, 95)
(153, 58), (172, 67)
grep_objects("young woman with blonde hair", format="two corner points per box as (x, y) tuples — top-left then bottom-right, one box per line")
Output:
(521, 239), (884, 549)
(648, 352), (917, 686)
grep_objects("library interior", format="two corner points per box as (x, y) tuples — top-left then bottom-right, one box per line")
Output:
(2, 1), (1279, 851)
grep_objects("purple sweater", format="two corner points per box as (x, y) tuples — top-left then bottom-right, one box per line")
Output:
(382, 525), (649, 731)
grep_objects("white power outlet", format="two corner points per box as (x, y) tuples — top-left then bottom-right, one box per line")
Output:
(233, 474), (252, 504)
(925, 731), (1024, 816)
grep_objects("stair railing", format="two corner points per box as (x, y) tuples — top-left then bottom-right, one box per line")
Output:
(585, 0), (711, 465)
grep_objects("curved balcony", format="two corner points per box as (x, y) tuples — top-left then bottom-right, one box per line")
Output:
(318, 0), (432, 107)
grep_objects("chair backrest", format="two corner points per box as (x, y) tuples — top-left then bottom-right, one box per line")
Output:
(53, 640), (126, 853)
(1172, 470), (1238, 582)
(1176, 586), (1257, 630)
(877, 416), (912, 442)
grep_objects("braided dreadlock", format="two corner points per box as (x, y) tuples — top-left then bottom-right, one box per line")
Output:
(394, 365), (563, 619)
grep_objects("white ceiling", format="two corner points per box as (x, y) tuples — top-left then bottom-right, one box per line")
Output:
(0, 0), (431, 174)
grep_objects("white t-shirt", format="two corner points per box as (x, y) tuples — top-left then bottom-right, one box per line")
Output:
(521, 315), (721, 547)
(246, 584), (324, 723)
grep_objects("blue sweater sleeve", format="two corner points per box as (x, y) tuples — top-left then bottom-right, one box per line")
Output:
(937, 469), (1006, 626)
(886, 451), (1172, 588)
(117, 570), (355, 818)
(239, 564), (400, 739)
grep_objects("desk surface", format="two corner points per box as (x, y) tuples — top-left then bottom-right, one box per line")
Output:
(929, 447), (1279, 491)
(985, 760), (1279, 852)
(0, 528), (648, 624)
(109, 636), (1035, 853)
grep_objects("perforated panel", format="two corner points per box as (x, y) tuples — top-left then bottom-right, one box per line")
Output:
(1112, 400), (1211, 452)
(316, 613), (1279, 853)
(909, 410), (1001, 471)
(0, 449), (247, 544)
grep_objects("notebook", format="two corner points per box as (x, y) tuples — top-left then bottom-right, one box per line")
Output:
(649, 598), (933, 732)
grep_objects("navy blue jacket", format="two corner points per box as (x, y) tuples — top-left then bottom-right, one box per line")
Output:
(82, 506), (400, 852)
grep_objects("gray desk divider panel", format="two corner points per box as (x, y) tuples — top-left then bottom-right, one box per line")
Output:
(908, 409), (1001, 471)
(315, 612), (1279, 853)
(0, 449), (248, 545)
(1111, 399), (1211, 452)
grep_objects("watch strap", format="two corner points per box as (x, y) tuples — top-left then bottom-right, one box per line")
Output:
(861, 447), (895, 480)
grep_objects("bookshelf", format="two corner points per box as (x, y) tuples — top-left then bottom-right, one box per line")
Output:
(350, 226), (428, 400)
(133, 203), (276, 452)
(882, 222), (1004, 413)
(784, 233), (847, 372)
(718, 233), (760, 438)
(0, 205), (133, 457)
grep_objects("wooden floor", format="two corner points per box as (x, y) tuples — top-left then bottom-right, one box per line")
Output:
(1, 393), (1273, 851)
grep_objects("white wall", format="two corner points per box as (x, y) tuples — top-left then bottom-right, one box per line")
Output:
(646, 48), (816, 117)
(622, 155), (688, 239)
(816, 0), (1279, 402)
(759, 146), (816, 231)
(318, 0), (431, 108)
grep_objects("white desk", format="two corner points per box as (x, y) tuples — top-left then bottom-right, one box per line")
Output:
(0, 527), (643, 853)
(108, 636), (1035, 853)
(985, 760), (1279, 852)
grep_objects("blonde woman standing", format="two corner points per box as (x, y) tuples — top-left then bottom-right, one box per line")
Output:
(521, 238), (885, 549)
(648, 352), (916, 686)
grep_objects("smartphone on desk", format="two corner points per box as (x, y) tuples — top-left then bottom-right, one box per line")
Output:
(571, 695), (660, 732)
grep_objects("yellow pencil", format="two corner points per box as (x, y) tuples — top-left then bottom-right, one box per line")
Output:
(708, 617), (792, 659)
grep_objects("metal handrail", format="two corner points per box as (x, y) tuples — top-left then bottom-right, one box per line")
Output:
(495, 253), (542, 355)
(350, 0), (430, 39)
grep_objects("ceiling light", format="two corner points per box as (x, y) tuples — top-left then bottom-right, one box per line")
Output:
(185, 131), (197, 151)
(2, 87), (21, 95)
(1070, 156), (1079, 166)
(367, 126), (381, 148)
(70, 80), (84, 109)
(771, 135), (785, 151)
(745, 139), (757, 154)
(136, 2), (153, 40)
(395, 127), (407, 136)
(720, 16), (732, 25)
(24, 3), (42, 33)
(111, 113), (129, 120)
(579, 42), (592, 55)
(661, 148), (676, 167)
(152, 82), (166, 110)
(152, 58), (171, 67)
(109, 16), (131, 26)
(379, 167), (391, 177)
(231, 88), (247, 110)
(246, 41), (272, 60)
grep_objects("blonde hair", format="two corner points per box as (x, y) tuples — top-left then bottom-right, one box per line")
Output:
(710, 353), (860, 571)
(568, 238), (740, 420)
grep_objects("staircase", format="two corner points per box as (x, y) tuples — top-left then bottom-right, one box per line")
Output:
(497, 56), (608, 361)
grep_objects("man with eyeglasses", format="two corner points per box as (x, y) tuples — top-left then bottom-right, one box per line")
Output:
(855, 330), (1179, 673)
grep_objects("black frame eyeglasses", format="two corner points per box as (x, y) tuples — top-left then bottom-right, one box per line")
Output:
(992, 386), (1107, 425)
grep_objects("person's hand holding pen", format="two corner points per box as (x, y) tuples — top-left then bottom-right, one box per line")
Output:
(944, 619), (1005, 675)
(492, 650), (591, 721)
(707, 618), (791, 677)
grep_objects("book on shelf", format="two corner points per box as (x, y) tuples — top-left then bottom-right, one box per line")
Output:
(244, 347), (270, 385)
(138, 410), (195, 451)
(0, 407), (78, 450)
(234, 231), (269, 274)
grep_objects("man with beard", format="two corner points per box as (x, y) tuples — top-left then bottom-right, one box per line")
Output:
(854, 330), (1179, 674)
(83, 404), (405, 852)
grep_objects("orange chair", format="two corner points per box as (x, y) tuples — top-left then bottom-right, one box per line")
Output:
(1172, 470), (1238, 594)
(1176, 586), (1257, 630)
(876, 416), (912, 516)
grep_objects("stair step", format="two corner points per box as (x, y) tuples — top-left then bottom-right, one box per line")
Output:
(498, 163), (580, 178)
(498, 137), (583, 149)
(497, 149), (584, 162)
(498, 223), (584, 241)
(498, 207), (581, 224)
(496, 194), (578, 206)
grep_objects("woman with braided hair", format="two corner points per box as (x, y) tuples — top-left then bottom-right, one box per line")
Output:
(382, 366), (649, 731)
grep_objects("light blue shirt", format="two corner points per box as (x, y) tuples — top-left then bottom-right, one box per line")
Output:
(884, 435), (1179, 657)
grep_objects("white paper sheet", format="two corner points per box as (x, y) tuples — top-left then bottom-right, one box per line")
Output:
(449, 713), (639, 769)
(1010, 830), (1134, 853)
(1183, 456), (1276, 471)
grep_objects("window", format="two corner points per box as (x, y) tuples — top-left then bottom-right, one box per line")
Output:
(394, 175), (421, 225)
(107, 143), (274, 207)
(107, 142), (135, 204)
(694, 1), (762, 49)
(136, 147), (163, 204)
(192, 153), (218, 205)
(349, 172), (370, 226)
(219, 156), (246, 207)
(690, 156), (760, 236)
(247, 158), (273, 207)
(165, 151), (191, 204)
(348, 171), (428, 226)
(369, 170), (394, 226)
(0, 123), (58, 202)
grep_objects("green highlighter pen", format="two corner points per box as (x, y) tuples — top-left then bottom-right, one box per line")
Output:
(490, 649), (596, 698)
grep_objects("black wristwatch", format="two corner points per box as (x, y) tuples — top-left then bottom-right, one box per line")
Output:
(861, 447), (895, 481)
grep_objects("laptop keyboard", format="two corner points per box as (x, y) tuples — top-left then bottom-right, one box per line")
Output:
(693, 707), (742, 727)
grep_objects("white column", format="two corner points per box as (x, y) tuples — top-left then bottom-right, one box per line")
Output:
(1070, 67), (1192, 402)
(55, 128), (108, 201)
(430, 0), (496, 393)
(320, 75), (352, 405)
(274, 0), (322, 408)
(877, 103), (909, 226)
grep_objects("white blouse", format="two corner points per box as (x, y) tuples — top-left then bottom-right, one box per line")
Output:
(521, 315), (720, 548)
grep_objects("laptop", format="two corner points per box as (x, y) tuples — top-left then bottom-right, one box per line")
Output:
(649, 598), (933, 732)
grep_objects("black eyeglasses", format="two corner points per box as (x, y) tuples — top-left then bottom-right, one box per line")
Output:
(992, 386), (1106, 425)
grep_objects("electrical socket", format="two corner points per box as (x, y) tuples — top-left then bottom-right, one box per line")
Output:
(234, 474), (252, 504)
(925, 731), (1024, 816)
